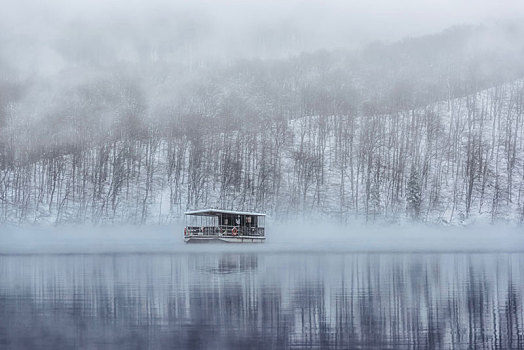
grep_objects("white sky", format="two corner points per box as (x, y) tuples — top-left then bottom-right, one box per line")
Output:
(1, 0), (524, 61)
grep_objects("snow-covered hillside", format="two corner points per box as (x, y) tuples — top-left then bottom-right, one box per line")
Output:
(0, 81), (523, 225)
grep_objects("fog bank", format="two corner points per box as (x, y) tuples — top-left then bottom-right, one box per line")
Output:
(1, 221), (522, 254)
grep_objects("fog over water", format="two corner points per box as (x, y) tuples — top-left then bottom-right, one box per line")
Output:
(1, 1), (524, 349)
(1, 222), (523, 254)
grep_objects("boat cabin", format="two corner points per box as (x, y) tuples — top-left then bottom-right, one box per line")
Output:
(184, 209), (266, 243)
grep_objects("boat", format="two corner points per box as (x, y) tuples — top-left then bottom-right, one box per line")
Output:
(184, 209), (266, 243)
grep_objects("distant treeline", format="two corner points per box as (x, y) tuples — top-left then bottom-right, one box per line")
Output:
(0, 25), (523, 224)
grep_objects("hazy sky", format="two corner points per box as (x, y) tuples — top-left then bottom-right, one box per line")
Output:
(1, 0), (524, 71)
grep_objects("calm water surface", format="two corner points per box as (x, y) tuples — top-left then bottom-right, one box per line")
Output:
(0, 253), (523, 349)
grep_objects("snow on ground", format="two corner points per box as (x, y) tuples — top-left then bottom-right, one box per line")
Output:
(2, 80), (523, 225)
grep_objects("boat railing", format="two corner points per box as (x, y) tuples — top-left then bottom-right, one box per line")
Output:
(185, 225), (265, 237)
(219, 225), (265, 237)
(186, 226), (219, 235)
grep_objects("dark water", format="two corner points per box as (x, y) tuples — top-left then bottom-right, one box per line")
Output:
(0, 253), (523, 349)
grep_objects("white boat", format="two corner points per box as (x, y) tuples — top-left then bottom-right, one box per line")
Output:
(184, 209), (266, 243)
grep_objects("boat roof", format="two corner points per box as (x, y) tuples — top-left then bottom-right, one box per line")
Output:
(184, 209), (266, 216)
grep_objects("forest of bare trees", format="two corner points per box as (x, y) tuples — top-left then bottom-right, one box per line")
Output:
(0, 24), (523, 224)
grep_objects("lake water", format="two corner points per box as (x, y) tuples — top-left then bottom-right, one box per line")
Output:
(0, 253), (523, 349)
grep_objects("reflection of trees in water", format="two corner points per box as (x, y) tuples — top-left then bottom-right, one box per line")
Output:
(0, 254), (522, 349)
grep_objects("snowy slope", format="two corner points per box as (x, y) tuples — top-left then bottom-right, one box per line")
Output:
(0, 81), (523, 225)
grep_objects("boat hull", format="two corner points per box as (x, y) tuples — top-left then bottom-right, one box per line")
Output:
(184, 235), (265, 243)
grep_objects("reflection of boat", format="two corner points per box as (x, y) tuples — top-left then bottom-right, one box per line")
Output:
(190, 253), (259, 274)
(217, 254), (258, 273)
(184, 209), (266, 243)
